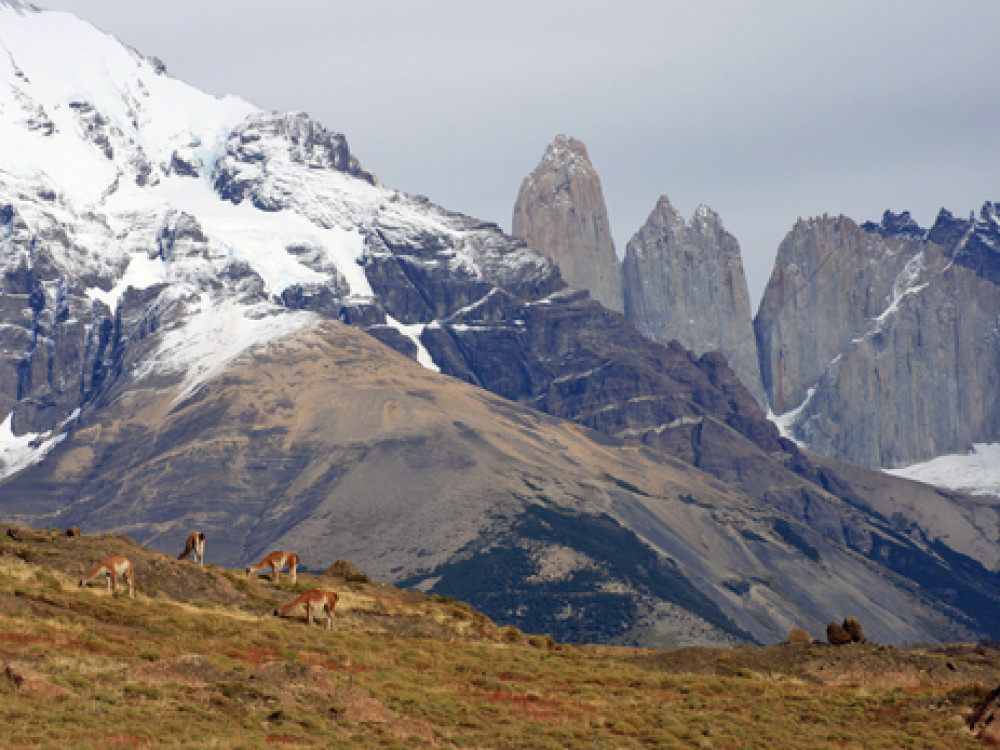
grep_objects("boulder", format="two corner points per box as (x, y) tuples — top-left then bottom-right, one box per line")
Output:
(788, 627), (811, 644)
(826, 621), (852, 645)
(325, 559), (368, 582)
(843, 615), (865, 643)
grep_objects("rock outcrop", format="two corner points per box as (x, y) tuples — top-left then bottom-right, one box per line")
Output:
(622, 195), (765, 406)
(826, 621), (852, 645)
(843, 616), (865, 643)
(788, 627), (811, 644)
(755, 206), (1000, 468)
(512, 135), (622, 312)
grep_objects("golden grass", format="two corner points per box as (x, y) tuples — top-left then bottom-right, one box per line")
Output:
(0, 547), (990, 748)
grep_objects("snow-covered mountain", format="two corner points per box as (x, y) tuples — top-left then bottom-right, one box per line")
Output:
(0, 0), (550, 447)
(2, 1), (1000, 646)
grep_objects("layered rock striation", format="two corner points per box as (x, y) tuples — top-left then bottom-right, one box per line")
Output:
(512, 135), (623, 312)
(623, 195), (765, 406)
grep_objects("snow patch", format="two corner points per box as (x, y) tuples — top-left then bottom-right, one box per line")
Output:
(887, 443), (1000, 499)
(385, 316), (440, 372)
(877, 251), (927, 324)
(104, 176), (372, 297)
(0, 411), (68, 481)
(85, 251), (167, 311)
(768, 388), (815, 445)
(132, 296), (318, 404)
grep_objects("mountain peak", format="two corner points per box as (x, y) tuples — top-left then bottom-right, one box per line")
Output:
(623, 194), (765, 406)
(512, 135), (622, 312)
(861, 210), (926, 240)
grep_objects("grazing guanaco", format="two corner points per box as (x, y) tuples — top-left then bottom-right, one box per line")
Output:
(177, 531), (206, 564)
(79, 555), (134, 599)
(273, 589), (338, 629)
(246, 551), (299, 584)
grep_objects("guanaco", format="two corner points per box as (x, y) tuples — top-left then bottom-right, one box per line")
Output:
(273, 589), (338, 629)
(79, 555), (134, 598)
(246, 551), (299, 584)
(178, 531), (206, 564)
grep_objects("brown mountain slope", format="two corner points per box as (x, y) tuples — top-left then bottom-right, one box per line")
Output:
(7, 320), (724, 576)
(1, 320), (987, 647)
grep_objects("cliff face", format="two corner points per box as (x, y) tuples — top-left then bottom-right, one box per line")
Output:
(512, 135), (623, 312)
(756, 206), (1000, 468)
(622, 196), (765, 406)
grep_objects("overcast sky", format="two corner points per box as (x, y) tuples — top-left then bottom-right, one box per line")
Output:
(36, 1), (1000, 305)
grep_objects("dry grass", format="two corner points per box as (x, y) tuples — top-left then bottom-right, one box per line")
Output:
(0, 529), (994, 748)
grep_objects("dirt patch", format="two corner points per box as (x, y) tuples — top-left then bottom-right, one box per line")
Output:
(249, 661), (337, 692)
(3, 660), (76, 697)
(127, 653), (228, 686)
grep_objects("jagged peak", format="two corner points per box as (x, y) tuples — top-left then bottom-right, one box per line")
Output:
(860, 210), (927, 241)
(535, 134), (593, 173)
(692, 203), (723, 227)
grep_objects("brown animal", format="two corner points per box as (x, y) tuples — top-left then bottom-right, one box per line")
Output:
(246, 551), (299, 584)
(273, 589), (338, 629)
(788, 627), (810, 644)
(178, 531), (206, 564)
(65, 526), (81, 537)
(79, 555), (134, 598)
(6, 526), (24, 542)
(826, 621), (852, 645)
(842, 615), (865, 643)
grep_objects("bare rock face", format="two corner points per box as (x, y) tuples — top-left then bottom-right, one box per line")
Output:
(622, 195), (765, 406)
(756, 206), (1000, 468)
(512, 135), (622, 312)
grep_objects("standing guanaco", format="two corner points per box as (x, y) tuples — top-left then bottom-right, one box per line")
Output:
(178, 531), (206, 564)
(79, 555), (134, 598)
(273, 589), (338, 629)
(246, 551), (299, 584)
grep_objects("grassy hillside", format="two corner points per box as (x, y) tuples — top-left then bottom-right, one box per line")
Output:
(0, 527), (995, 748)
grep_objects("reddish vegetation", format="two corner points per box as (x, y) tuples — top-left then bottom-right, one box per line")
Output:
(240, 646), (280, 664)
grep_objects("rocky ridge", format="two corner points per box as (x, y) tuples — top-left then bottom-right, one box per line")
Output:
(622, 195), (765, 406)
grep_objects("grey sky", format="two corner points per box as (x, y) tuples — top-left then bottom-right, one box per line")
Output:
(35, 1), (1000, 305)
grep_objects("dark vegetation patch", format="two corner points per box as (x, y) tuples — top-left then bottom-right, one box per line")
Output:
(400, 505), (751, 644)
